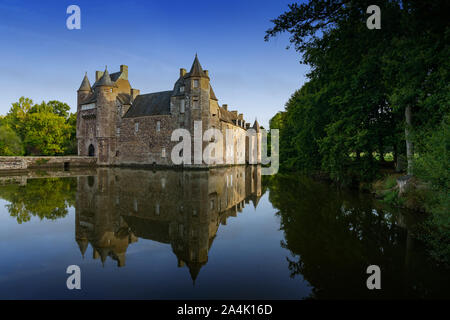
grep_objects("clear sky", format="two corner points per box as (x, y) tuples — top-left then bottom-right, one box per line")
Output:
(0, 0), (308, 128)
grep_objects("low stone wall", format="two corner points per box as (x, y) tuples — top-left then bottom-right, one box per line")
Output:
(0, 156), (97, 171)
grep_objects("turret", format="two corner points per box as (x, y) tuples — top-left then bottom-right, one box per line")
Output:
(78, 73), (91, 92)
(96, 67), (114, 88)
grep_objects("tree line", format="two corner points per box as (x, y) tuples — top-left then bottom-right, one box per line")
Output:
(266, 1), (448, 260)
(0, 97), (77, 156)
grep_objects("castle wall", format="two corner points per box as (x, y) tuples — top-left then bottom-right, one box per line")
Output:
(116, 115), (178, 165)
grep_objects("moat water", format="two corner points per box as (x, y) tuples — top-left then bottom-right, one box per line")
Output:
(0, 167), (448, 299)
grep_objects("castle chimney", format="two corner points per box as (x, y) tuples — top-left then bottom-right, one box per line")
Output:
(204, 70), (209, 77)
(180, 68), (186, 77)
(120, 65), (128, 80)
(96, 71), (104, 81)
(223, 104), (228, 111)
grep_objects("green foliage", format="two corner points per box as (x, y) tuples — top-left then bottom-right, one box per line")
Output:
(3, 97), (76, 156)
(266, 0), (449, 184)
(0, 177), (76, 224)
(414, 116), (450, 263)
(0, 125), (24, 156)
(266, 0), (449, 261)
(23, 112), (70, 155)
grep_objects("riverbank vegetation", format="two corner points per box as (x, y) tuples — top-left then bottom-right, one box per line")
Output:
(265, 1), (449, 263)
(0, 97), (76, 156)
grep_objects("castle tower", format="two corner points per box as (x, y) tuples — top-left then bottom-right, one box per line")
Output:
(77, 73), (92, 156)
(187, 55), (211, 165)
(253, 119), (262, 164)
(95, 68), (118, 165)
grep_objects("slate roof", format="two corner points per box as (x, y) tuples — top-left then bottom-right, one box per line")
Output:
(78, 73), (91, 91)
(109, 72), (122, 82)
(117, 93), (131, 105)
(92, 68), (123, 88)
(171, 77), (186, 97)
(96, 69), (115, 87)
(253, 119), (260, 132)
(124, 91), (172, 118)
(82, 94), (97, 104)
(187, 54), (209, 78)
(219, 106), (238, 124)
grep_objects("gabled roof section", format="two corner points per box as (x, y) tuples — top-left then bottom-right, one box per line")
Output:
(124, 91), (172, 118)
(78, 73), (91, 91)
(110, 71), (127, 82)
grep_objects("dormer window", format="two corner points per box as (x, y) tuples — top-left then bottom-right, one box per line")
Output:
(180, 86), (185, 93)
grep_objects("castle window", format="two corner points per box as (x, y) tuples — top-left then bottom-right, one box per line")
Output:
(180, 86), (185, 93)
(81, 103), (96, 111)
(192, 98), (199, 109)
(161, 148), (166, 158)
(135, 122), (139, 132)
(156, 121), (161, 132)
(116, 128), (120, 136)
(155, 203), (160, 215)
(193, 80), (199, 88)
(180, 99), (185, 113)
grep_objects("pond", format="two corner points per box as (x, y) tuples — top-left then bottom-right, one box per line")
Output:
(0, 167), (447, 299)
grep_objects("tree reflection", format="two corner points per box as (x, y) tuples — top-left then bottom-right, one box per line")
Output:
(0, 177), (76, 223)
(268, 174), (449, 299)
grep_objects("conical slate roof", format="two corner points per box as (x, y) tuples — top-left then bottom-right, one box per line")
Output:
(253, 119), (260, 132)
(188, 54), (209, 78)
(76, 238), (89, 257)
(78, 73), (91, 91)
(97, 68), (115, 87)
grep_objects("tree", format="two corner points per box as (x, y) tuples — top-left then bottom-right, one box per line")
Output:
(31, 100), (71, 119)
(4, 97), (77, 156)
(265, 0), (449, 182)
(5, 96), (34, 139)
(23, 112), (70, 155)
(0, 125), (24, 156)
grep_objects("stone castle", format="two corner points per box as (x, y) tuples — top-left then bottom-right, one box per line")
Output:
(76, 55), (261, 166)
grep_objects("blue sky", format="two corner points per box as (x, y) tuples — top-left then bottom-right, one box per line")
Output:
(0, 0), (308, 127)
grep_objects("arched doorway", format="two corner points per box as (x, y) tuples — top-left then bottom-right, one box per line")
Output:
(88, 144), (95, 157)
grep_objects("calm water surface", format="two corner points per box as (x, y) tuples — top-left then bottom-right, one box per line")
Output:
(0, 167), (448, 299)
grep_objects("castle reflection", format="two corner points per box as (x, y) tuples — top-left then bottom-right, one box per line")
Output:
(75, 166), (262, 281)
